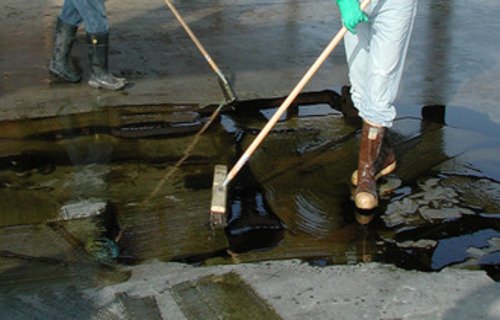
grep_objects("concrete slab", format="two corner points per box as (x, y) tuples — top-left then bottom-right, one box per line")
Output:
(3, 0), (499, 125)
(1, 0), (349, 120)
(81, 260), (498, 320)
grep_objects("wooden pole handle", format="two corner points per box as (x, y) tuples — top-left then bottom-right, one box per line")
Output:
(164, 0), (223, 77)
(223, 0), (372, 186)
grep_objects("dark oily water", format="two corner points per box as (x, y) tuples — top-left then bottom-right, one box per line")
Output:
(225, 165), (286, 254)
(207, 105), (500, 280)
(0, 95), (499, 284)
(0, 103), (234, 289)
(0, 93), (345, 277)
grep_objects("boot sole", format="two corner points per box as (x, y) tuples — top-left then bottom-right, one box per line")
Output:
(351, 161), (397, 186)
(88, 79), (126, 90)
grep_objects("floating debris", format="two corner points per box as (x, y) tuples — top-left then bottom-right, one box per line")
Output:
(396, 239), (438, 249)
(383, 177), (476, 227)
(59, 199), (108, 220)
(85, 236), (120, 262)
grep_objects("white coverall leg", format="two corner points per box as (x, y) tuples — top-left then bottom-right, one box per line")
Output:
(343, 0), (418, 128)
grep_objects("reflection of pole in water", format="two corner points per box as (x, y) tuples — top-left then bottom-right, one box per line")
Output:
(285, 0), (300, 53)
(422, 1), (452, 105)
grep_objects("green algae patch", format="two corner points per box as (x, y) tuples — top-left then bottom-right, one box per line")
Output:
(116, 293), (163, 320)
(172, 272), (282, 320)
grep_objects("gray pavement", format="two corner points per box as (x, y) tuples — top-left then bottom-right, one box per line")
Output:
(94, 260), (497, 320)
(1, 0), (499, 319)
(2, 260), (494, 320)
(2, 0), (500, 124)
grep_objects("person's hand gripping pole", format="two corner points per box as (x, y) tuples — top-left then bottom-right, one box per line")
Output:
(336, 0), (369, 34)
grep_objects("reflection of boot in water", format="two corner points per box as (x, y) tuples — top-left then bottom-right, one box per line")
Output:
(62, 133), (120, 262)
(354, 225), (377, 263)
(354, 208), (375, 225)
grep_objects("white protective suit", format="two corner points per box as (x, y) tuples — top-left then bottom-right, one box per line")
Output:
(344, 0), (418, 127)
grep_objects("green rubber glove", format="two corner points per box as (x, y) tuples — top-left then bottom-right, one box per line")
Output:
(336, 0), (369, 34)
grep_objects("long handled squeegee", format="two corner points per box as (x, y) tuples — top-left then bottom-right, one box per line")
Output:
(210, 0), (372, 227)
(145, 1), (237, 201)
(164, 0), (236, 102)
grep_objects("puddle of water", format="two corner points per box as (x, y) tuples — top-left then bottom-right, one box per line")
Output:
(225, 166), (286, 253)
(0, 92), (499, 286)
(204, 101), (499, 279)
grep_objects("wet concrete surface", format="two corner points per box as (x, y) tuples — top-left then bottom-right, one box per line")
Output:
(0, 92), (498, 318)
(2, 0), (500, 124)
(1, 0), (500, 319)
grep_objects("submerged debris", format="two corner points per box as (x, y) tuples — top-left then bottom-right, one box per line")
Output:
(59, 199), (108, 220)
(85, 236), (120, 262)
(383, 177), (475, 227)
(396, 239), (438, 249)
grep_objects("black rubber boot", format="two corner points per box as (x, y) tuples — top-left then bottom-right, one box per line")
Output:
(49, 18), (82, 83)
(87, 33), (126, 90)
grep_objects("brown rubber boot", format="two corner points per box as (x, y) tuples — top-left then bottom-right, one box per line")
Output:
(354, 121), (386, 210)
(351, 133), (396, 186)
